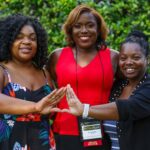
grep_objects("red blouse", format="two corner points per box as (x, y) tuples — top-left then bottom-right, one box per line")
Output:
(53, 47), (114, 135)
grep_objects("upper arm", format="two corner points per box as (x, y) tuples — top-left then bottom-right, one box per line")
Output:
(46, 48), (63, 84)
(110, 49), (119, 76)
(110, 49), (124, 80)
(43, 68), (53, 87)
(0, 66), (6, 92)
(116, 84), (150, 121)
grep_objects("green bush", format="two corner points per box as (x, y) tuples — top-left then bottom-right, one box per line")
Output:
(0, 0), (149, 53)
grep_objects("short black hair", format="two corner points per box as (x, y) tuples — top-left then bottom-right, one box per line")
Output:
(120, 30), (149, 57)
(0, 14), (48, 69)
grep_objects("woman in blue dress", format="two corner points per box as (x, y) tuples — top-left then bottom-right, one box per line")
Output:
(0, 14), (65, 150)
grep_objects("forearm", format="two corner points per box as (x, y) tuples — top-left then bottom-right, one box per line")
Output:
(0, 94), (37, 114)
(88, 102), (119, 120)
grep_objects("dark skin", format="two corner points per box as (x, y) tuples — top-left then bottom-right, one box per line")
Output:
(5, 25), (48, 91)
(46, 11), (119, 150)
(46, 12), (119, 85)
(0, 25), (66, 115)
(61, 42), (148, 121)
(47, 48), (118, 82)
(0, 88), (65, 115)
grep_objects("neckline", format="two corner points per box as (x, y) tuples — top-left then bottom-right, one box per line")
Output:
(130, 73), (148, 96)
(110, 73), (148, 101)
(0, 64), (49, 92)
(71, 48), (100, 69)
(4, 82), (51, 93)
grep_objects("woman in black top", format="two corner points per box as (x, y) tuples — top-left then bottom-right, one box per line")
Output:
(63, 30), (150, 150)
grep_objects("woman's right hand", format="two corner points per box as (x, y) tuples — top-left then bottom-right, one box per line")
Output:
(35, 87), (66, 114)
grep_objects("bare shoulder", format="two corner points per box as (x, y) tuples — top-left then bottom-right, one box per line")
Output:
(46, 48), (63, 68)
(46, 48), (64, 82)
(0, 63), (7, 91)
(47, 48), (63, 66)
(110, 49), (119, 74)
(110, 49), (119, 58)
(43, 68), (53, 86)
(49, 48), (63, 59)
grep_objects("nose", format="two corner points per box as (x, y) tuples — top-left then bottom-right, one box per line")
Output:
(81, 25), (88, 33)
(125, 58), (133, 65)
(22, 37), (31, 44)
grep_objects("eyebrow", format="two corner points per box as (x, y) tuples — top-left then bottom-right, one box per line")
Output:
(18, 32), (36, 35)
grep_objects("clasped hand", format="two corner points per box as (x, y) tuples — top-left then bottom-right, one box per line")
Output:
(51, 84), (84, 116)
(35, 87), (66, 114)
(37, 84), (83, 116)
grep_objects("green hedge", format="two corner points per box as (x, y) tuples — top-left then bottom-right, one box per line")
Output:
(0, 0), (149, 52)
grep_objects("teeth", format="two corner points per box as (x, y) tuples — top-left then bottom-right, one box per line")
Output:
(80, 37), (89, 40)
(126, 68), (134, 73)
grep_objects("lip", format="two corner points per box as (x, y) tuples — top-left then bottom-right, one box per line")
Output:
(79, 36), (90, 41)
(124, 68), (135, 74)
(19, 47), (32, 53)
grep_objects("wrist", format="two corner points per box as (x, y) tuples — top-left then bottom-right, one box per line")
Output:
(82, 104), (90, 118)
(34, 103), (41, 113)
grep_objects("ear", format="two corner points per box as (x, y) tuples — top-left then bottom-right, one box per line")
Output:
(146, 55), (150, 72)
(147, 55), (150, 65)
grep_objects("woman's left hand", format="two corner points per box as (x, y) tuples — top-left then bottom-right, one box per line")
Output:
(60, 84), (84, 116)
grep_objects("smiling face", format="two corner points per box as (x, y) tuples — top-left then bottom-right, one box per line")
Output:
(72, 12), (98, 50)
(11, 24), (37, 63)
(119, 42), (147, 81)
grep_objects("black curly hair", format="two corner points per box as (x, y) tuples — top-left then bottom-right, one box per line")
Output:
(120, 30), (149, 57)
(0, 14), (48, 69)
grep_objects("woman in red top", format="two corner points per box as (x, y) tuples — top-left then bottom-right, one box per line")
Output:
(46, 4), (118, 150)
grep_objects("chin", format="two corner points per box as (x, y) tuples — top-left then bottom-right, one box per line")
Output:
(79, 44), (94, 49)
(126, 74), (138, 80)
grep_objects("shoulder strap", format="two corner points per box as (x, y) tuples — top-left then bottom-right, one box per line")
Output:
(42, 69), (56, 89)
(0, 64), (12, 83)
(42, 69), (48, 84)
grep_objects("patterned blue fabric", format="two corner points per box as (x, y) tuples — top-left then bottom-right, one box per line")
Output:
(0, 68), (54, 150)
(103, 120), (120, 150)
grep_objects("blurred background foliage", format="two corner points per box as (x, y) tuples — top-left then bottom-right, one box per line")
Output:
(0, 0), (149, 53)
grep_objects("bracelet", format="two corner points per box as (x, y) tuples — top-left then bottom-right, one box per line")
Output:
(82, 104), (90, 118)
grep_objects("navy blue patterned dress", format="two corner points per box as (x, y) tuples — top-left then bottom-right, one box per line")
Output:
(0, 66), (55, 150)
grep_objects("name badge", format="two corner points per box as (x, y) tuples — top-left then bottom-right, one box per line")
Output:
(78, 117), (102, 141)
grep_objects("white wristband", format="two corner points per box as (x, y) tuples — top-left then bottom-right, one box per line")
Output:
(82, 104), (90, 118)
